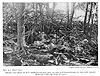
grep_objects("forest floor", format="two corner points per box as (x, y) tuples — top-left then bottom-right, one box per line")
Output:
(3, 33), (98, 66)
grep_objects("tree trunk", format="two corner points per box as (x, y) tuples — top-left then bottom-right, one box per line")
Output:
(39, 3), (44, 32)
(88, 3), (93, 41)
(52, 3), (58, 43)
(66, 2), (69, 25)
(84, 2), (89, 33)
(91, 14), (94, 25)
(35, 3), (38, 25)
(46, 3), (49, 19)
(52, 3), (56, 22)
(88, 2), (93, 24)
(17, 3), (25, 52)
(69, 3), (75, 26)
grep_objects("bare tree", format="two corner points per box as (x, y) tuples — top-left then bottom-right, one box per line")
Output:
(84, 2), (89, 32)
(66, 2), (69, 25)
(69, 2), (75, 25)
(91, 14), (94, 25)
(88, 2), (93, 24)
(46, 3), (49, 19)
(17, 3), (26, 53)
(52, 3), (56, 22)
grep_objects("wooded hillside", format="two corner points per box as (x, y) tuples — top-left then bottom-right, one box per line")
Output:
(3, 2), (98, 66)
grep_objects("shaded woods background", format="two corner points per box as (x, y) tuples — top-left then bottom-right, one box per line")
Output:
(3, 2), (98, 66)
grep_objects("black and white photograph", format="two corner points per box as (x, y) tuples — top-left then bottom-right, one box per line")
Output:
(3, 2), (98, 66)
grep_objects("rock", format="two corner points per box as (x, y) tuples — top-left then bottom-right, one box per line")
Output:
(13, 59), (22, 66)
(3, 52), (8, 60)
(79, 58), (90, 64)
